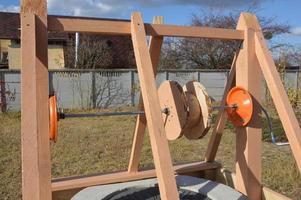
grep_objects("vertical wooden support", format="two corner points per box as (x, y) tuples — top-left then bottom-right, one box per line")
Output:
(205, 53), (237, 162)
(128, 16), (164, 173)
(255, 31), (301, 172)
(21, 0), (52, 200)
(235, 13), (262, 199)
(131, 12), (179, 200)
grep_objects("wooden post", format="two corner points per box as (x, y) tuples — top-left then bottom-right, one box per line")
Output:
(234, 13), (262, 199)
(20, 0), (52, 200)
(131, 12), (179, 200)
(255, 31), (301, 172)
(205, 52), (237, 162)
(128, 16), (164, 173)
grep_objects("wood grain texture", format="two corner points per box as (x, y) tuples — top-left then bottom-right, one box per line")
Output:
(262, 187), (292, 200)
(234, 13), (262, 199)
(205, 55), (237, 161)
(131, 12), (179, 200)
(48, 15), (244, 40)
(128, 16), (163, 173)
(255, 31), (301, 172)
(52, 161), (221, 192)
(21, 0), (51, 199)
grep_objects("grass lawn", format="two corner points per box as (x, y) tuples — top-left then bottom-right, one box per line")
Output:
(0, 108), (301, 200)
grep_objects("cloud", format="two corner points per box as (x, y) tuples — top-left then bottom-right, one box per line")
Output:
(48, 0), (132, 17)
(291, 27), (301, 36)
(0, 0), (271, 17)
(0, 4), (19, 12)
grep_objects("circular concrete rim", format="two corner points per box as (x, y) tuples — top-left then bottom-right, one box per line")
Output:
(158, 80), (188, 140)
(182, 81), (212, 140)
(71, 175), (248, 200)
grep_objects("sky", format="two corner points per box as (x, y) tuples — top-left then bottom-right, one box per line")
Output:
(1, 0), (301, 46)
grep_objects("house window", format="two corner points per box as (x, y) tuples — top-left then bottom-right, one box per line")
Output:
(0, 52), (8, 64)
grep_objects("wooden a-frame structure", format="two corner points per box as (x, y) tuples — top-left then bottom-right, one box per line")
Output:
(20, 0), (301, 200)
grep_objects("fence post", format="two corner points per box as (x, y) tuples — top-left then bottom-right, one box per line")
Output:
(0, 72), (6, 112)
(166, 70), (169, 80)
(131, 70), (135, 106)
(91, 71), (96, 108)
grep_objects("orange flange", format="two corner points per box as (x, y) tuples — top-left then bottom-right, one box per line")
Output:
(226, 86), (253, 127)
(49, 95), (58, 141)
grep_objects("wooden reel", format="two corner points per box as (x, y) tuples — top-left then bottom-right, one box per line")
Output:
(158, 80), (212, 140)
(182, 81), (212, 140)
(157, 81), (188, 140)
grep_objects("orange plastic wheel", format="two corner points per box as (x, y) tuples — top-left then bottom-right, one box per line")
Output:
(49, 95), (58, 141)
(226, 86), (253, 127)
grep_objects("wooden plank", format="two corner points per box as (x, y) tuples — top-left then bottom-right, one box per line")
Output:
(128, 16), (164, 173)
(262, 187), (291, 200)
(20, 0), (52, 200)
(205, 52), (238, 162)
(52, 161), (221, 191)
(147, 23), (244, 40)
(234, 13), (262, 199)
(131, 12), (179, 200)
(48, 15), (130, 35)
(255, 31), (301, 172)
(48, 15), (244, 40)
(216, 170), (291, 200)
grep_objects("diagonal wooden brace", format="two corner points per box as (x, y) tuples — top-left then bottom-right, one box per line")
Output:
(205, 53), (237, 162)
(130, 12), (179, 200)
(255, 31), (301, 172)
(128, 16), (164, 173)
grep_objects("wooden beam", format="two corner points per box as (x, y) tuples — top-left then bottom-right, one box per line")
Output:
(128, 16), (164, 173)
(205, 52), (238, 162)
(262, 187), (291, 200)
(131, 12), (179, 200)
(20, 0), (52, 200)
(52, 161), (221, 191)
(234, 13), (262, 199)
(48, 15), (244, 40)
(216, 170), (291, 200)
(255, 31), (301, 172)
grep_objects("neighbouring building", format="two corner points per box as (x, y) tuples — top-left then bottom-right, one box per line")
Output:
(0, 11), (70, 69)
(0, 12), (136, 69)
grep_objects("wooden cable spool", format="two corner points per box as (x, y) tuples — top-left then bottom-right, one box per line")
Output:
(182, 81), (212, 140)
(157, 81), (188, 140)
(157, 80), (212, 140)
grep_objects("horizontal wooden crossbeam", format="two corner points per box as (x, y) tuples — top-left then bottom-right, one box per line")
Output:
(51, 161), (221, 192)
(48, 15), (244, 40)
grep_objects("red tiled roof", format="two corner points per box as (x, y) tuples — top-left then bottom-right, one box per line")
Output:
(0, 12), (69, 40)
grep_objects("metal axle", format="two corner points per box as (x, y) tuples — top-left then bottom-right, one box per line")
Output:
(212, 104), (238, 110)
(59, 107), (170, 119)
(58, 105), (236, 120)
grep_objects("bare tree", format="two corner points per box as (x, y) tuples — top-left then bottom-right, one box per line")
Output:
(65, 34), (135, 69)
(160, 11), (290, 69)
(91, 75), (130, 108)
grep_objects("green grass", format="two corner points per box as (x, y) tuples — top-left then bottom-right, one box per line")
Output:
(0, 109), (301, 199)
